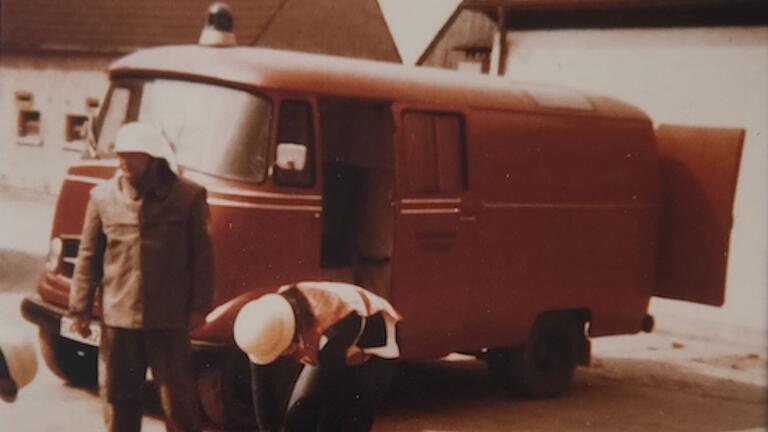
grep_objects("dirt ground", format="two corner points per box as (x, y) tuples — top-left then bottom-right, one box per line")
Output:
(1, 188), (765, 431)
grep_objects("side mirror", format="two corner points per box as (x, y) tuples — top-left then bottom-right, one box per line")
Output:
(275, 142), (307, 171)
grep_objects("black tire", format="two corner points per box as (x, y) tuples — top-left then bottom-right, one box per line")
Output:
(196, 351), (302, 431)
(196, 350), (256, 430)
(38, 329), (98, 388)
(487, 313), (584, 398)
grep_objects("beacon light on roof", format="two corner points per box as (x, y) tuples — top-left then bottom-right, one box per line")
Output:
(198, 2), (237, 47)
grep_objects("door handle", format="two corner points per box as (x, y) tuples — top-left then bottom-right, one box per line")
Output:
(459, 215), (477, 223)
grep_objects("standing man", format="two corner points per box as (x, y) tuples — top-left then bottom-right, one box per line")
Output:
(68, 122), (214, 432)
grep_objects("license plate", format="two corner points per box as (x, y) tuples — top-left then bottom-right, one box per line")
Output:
(60, 316), (101, 347)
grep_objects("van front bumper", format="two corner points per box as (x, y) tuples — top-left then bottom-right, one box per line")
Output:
(20, 295), (231, 351)
(20, 295), (65, 334)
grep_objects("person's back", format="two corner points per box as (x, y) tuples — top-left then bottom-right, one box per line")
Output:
(235, 281), (401, 432)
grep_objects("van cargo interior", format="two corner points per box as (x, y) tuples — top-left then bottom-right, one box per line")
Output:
(318, 99), (395, 298)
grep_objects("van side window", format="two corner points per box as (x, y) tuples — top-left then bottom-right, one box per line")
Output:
(403, 112), (465, 194)
(275, 100), (315, 187)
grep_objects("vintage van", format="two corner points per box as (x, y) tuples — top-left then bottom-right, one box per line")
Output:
(21, 10), (743, 428)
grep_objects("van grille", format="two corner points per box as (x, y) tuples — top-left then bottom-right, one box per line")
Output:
(60, 236), (80, 278)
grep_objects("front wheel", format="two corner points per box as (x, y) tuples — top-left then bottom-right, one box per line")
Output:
(196, 350), (303, 430)
(38, 330), (98, 387)
(487, 313), (585, 397)
(196, 350), (255, 430)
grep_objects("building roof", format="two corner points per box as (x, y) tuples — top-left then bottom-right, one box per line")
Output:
(255, 0), (400, 62)
(109, 44), (649, 121)
(0, 0), (400, 61)
(0, 0), (275, 54)
(463, 0), (768, 29)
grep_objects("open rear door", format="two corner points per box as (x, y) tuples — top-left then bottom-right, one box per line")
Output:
(654, 125), (744, 306)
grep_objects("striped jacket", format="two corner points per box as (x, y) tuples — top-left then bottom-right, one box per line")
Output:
(279, 282), (401, 364)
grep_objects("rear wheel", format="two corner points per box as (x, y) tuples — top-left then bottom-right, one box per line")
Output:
(38, 329), (98, 387)
(487, 313), (586, 397)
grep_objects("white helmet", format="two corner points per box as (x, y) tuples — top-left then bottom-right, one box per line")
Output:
(233, 294), (296, 365)
(0, 327), (38, 403)
(114, 122), (178, 172)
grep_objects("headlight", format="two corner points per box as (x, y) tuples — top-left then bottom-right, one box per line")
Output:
(45, 237), (63, 272)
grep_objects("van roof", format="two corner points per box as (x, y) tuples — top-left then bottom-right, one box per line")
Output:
(110, 45), (648, 121)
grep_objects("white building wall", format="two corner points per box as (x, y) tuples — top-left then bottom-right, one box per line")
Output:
(502, 26), (768, 329)
(0, 54), (113, 194)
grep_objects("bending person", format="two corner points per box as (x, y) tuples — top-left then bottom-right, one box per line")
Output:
(234, 281), (401, 432)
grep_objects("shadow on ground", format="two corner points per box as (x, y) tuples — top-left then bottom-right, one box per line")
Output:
(375, 356), (766, 432)
(132, 355), (766, 431)
(46, 351), (766, 432)
(0, 249), (44, 293)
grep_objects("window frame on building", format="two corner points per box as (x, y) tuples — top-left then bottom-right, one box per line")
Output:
(15, 91), (43, 146)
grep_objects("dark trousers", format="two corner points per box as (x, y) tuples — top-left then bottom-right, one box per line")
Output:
(99, 326), (201, 432)
(252, 357), (397, 432)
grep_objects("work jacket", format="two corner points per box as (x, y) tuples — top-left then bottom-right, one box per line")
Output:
(69, 172), (214, 329)
(280, 282), (401, 366)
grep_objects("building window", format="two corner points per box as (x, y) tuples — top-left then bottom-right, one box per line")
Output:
(63, 114), (89, 152)
(455, 46), (491, 74)
(17, 109), (43, 146)
(15, 91), (42, 146)
(65, 115), (88, 142)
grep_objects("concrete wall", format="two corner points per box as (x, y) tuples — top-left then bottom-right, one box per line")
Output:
(0, 54), (113, 194)
(501, 26), (768, 329)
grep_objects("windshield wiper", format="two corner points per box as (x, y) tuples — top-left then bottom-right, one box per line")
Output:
(85, 115), (99, 159)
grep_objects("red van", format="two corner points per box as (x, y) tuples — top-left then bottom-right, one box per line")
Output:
(21, 25), (743, 428)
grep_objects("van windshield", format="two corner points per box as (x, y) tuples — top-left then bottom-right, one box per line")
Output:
(95, 78), (272, 183)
